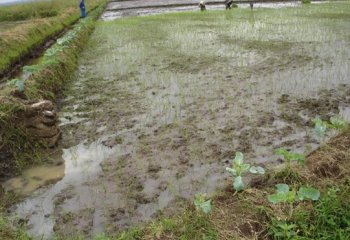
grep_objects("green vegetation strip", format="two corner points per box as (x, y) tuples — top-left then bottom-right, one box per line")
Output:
(0, 0), (105, 75)
(0, 0), (86, 22)
(0, 3), (106, 175)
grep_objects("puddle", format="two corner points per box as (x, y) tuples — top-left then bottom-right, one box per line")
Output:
(13, 139), (122, 238)
(5, 1), (350, 239)
(3, 164), (64, 196)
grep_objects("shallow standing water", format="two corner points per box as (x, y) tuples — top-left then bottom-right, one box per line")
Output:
(6, 2), (350, 239)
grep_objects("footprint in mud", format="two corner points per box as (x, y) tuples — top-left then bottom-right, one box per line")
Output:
(53, 208), (95, 237)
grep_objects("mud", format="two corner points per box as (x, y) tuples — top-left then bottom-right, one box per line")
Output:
(4, 2), (350, 239)
(3, 163), (64, 195)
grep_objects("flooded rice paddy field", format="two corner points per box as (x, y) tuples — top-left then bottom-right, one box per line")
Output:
(7, 2), (350, 239)
(101, 0), (301, 19)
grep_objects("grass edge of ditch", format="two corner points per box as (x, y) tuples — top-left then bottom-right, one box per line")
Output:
(0, 0), (106, 76)
(0, 3), (107, 177)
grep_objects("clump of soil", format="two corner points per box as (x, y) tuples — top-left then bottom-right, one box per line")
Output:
(278, 87), (350, 127)
(54, 208), (95, 238)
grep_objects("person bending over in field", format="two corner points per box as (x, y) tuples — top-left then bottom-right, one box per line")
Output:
(199, 1), (206, 11)
(225, 0), (234, 10)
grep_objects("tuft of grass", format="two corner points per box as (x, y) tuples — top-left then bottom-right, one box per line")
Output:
(0, 214), (30, 240)
(272, 186), (350, 239)
(267, 166), (306, 187)
(142, 210), (218, 240)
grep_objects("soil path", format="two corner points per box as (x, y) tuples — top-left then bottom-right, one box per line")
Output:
(5, 1), (350, 239)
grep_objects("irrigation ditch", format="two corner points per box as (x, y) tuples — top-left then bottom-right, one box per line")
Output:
(0, 4), (103, 83)
(0, 3), (107, 178)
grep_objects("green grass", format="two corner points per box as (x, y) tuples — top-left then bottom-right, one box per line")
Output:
(112, 211), (218, 240)
(0, 0), (106, 75)
(0, 3), (106, 176)
(0, 0), (97, 22)
(270, 186), (350, 239)
(0, 215), (31, 240)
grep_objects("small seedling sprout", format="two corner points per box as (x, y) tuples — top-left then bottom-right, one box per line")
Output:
(225, 152), (265, 192)
(268, 184), (320, 219)
(268, 184), (320, 204)
(6, 78), (25, 92)
(275, 148), (305, 166)
(194, 193), (212, 214)
(329, 116), (348, 131)
(313, 117), (348, 142)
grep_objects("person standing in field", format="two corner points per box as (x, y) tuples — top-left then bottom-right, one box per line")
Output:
(80, 0), (86, 18)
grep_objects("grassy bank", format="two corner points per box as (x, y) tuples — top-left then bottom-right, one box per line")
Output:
(0, 0), (90, 22)
(0, 3), (106, 176)
(0, 0), (106, 75)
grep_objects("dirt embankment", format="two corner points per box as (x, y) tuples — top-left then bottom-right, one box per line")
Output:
(0, 4), (106, 178)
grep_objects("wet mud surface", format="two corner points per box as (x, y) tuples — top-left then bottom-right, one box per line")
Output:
(5, 2), (350, 239)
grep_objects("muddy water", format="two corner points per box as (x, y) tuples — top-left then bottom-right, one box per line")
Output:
(7, 2), (350, 239)
(3, 164), (64, 195)
(14, 140), (122, 237)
